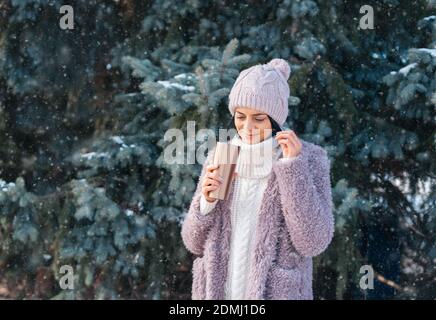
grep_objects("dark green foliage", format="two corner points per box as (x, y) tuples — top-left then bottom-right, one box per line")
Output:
(0, 0), (434, 299)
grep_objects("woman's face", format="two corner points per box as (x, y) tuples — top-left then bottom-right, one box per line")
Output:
(234, 107), (273, 144)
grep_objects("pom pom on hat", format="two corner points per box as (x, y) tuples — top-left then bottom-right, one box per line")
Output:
(267, 58), (291, 80)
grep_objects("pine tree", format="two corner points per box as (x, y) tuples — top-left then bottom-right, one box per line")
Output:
(0, 0), (434, 299)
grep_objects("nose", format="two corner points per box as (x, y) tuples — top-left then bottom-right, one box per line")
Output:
(243, 119), (256, 131)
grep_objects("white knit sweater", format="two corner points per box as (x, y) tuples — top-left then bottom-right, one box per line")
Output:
(199, 134), (296, 299)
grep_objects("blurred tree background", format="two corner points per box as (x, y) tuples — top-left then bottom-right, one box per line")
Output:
(0, 0), (434, 299)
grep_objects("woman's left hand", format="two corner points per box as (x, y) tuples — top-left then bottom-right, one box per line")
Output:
(275, 130), (302, 158)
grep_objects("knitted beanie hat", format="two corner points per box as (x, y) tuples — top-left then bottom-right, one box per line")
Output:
(228, 58), (291, 126)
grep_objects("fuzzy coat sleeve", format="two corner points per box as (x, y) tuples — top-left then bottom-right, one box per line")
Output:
(181, 148), (219, 256)
(273, 144), (334, 258)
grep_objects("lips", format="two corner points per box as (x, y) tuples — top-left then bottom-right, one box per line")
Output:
(243, 134), (261, 143)
(240, 131), (260, 141)
(245, 133), (258, 137)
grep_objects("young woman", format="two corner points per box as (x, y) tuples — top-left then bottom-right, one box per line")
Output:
(181, 58), (334, 300)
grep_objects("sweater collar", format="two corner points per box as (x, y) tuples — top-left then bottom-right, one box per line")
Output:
(230, 134), (282, 178)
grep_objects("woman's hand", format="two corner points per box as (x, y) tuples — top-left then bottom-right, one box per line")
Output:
(202, 164), (223, 202)
(275, 130), (302, 158)
(202, 164), (237, 202)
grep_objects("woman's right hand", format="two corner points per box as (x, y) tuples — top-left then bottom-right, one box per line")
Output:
(202, 164), (223, 202)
